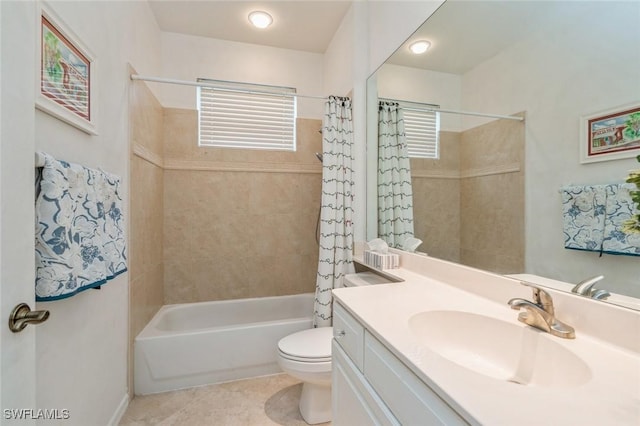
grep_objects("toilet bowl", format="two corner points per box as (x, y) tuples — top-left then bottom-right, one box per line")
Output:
(277, 272), (392, 424)
(277, 327), (333, 424)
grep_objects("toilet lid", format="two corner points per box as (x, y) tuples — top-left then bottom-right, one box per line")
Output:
(278, 327), (333, 361)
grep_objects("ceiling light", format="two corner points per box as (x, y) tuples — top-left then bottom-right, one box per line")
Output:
(409, 40), (431, 55)
(248, 11), (273, 29)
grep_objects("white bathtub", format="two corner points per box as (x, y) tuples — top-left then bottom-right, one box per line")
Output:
(134, 293), (314, 395)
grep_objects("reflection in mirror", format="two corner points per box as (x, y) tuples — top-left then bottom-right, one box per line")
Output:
(377, 100), (416, 248)
(366, 0), (640, 307)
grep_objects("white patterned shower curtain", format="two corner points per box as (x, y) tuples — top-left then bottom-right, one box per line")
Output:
(314, 96), (355, 327)
(378, 101), (415, 248)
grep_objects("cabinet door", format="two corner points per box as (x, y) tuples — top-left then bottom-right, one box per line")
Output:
(333, 341), (399, 426)
(364, 332), (469, 425)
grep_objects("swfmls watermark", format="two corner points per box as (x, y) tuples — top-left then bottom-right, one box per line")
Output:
(3, 409), (70, 420)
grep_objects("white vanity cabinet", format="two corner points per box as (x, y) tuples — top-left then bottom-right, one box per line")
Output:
(332, 301), (469, 426)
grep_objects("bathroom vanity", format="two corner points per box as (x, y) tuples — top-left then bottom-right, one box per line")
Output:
(331, 250), (640, 425)
(333, 302), (467, 425)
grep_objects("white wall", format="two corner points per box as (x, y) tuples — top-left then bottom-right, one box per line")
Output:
(462, 2), (640, 297)
(31, 1), (161, 425)
(159, 32), (325, 119)
(376, 63), (461, 131)
(367, 1), (444, 76)
(323, 4), (356, 97)
(323, 2), (370, 242)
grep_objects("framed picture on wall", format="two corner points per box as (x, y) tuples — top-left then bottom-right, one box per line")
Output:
(35, 3), (97, 135)
(580, 103), (640, 163)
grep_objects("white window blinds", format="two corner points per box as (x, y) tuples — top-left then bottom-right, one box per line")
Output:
(197, 79), (297, 151)
(402, 106), (440, 159)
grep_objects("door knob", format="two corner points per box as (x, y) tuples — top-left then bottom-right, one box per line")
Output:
(8, 303), (49, 333)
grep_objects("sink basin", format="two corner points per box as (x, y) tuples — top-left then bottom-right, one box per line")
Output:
(408, 310), (591, 388)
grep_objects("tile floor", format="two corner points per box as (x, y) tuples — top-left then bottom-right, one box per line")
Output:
(119, 374), (330, 426)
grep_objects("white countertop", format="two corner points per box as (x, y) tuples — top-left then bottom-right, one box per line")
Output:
(333, 264), (640, 425)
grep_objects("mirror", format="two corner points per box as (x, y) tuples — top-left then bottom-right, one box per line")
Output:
(366, 0), (640, 308)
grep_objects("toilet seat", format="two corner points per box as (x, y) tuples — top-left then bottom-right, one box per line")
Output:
(278, 327), (333, 363)
(279, 352), (331, 363)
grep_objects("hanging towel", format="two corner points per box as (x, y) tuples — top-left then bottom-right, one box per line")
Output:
(35, 152), (127, 301)
(602, 183), (640, 256)
(561, 185), (607, 252)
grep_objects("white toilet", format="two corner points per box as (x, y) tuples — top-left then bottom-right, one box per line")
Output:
(277, 272), (391, 424)
(277, 327), (333, 424)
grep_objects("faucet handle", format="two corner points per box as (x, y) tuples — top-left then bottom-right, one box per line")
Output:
(572, 275), (605, 295)
(519, 282), (554, 315)
(590, 288), (611, 300)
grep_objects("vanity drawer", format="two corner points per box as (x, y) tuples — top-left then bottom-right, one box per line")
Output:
(364, 332), (469, 426)
(333, 302), (365, 371)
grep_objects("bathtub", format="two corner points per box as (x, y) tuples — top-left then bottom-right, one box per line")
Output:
(134, 293), (314, 395)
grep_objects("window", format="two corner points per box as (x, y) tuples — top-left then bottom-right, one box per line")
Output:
(402, 105), (440, 159)
(197, 79), (297, 151)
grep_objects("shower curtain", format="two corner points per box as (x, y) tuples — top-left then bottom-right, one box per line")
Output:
(314, 96), (355, 327)
(378, 101), (415, 248)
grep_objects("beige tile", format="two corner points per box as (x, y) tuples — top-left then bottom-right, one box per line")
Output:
(163, 208), (193, 262)
(120, 374), (328, 426)
(129, 73), (166, 404)
(163, 258), (198, 304)
(163, 170), (198, 215)
(161, 111), (326, 303)
(460, 118), (524, 272)
(411, 118), (524, 273)
(163, 108), (199, 160)
(190, 255), (250, 301)
(130, 79), (164, 158)
(460, 115), (524, 171)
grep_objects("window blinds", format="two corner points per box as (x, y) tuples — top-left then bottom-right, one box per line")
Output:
(197, 79), (297, 151)
(403, 108), (440, 159)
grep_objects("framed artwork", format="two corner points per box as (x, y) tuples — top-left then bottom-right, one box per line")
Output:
(36, 3), (97, 135)
(580, 103), (640, 163)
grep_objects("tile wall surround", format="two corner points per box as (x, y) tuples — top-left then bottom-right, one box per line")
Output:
(460, 115), (525, 273)
(128, 75), (165, 395)
(162, 108), (323, 304)
(409, 115), (525, 273)
(128, 84), (322, 392)
(411, 131), (461, 262)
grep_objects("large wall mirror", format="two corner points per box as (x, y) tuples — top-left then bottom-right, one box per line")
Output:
(366, 0), (640, 307)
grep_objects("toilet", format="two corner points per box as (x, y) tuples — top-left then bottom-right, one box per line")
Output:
(277, 271), (391, 424)
(277, 327), (333, 424)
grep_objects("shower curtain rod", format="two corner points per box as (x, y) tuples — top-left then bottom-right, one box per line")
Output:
(380, 97), (524, 122)
(130, 74), (328, 100)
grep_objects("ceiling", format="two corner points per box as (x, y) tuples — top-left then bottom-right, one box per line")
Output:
(387, 0), (563, 75)
(148, 0), (353, 53)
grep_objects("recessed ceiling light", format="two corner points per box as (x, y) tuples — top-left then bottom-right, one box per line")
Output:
(409, 40), (431, 55)
(248, 11), (273, 29)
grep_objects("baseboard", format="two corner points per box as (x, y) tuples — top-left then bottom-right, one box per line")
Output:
(107, 393), (130, 426)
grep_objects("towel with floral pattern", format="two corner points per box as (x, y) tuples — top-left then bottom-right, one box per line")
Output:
(561, 185), (607, 252)
(561, 183), (639, 256)
(35, 152), (127, 301)
(602, 183), (640, 256)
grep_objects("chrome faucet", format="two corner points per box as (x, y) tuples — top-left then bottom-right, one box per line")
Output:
(571, 275), (610, 300)
(508, 284), (575, 339)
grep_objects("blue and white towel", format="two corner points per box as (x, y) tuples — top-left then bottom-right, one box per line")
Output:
(35, 152), (127, 301)
(561, 183), (639, 256)
(602, 184), (640, 256)
(561, 185), (607, 252)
